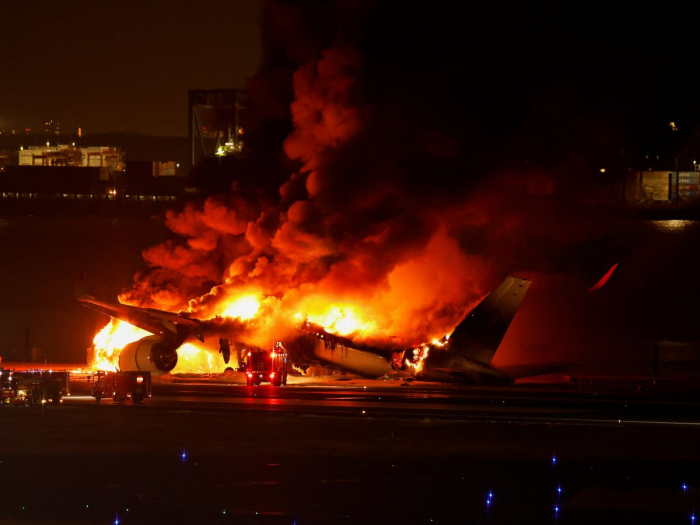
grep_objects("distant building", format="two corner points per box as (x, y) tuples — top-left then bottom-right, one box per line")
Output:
(19, 145), (124, 176)
(188, 89), (247, 167)
(626, 169), (700, 204)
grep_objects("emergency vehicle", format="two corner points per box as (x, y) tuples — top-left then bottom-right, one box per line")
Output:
(0, 369), (69, 406)
(91, 370), (151, 403)
(244, 342), (288, 386)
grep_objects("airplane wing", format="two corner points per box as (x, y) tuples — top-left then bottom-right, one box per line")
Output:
(76, 270), (204, 342)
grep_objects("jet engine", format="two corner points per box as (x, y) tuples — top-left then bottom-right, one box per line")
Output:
(118, 335), (179, 373)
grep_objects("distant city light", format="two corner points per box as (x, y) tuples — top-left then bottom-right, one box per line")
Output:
(670, 121), (678, 131)
(600, 168), (606, 173)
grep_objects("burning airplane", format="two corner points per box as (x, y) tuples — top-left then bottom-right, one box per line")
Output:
(294, 276), (531, 384)
(76, 271), (204, 373)
(78, 269), (530, 383)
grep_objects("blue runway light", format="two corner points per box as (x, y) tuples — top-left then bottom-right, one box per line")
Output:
(552, 454), (557, 465)
(684, 481), (688, 493)
(557, 485), (562, 494)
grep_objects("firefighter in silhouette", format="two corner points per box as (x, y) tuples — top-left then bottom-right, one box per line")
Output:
(219, 337), (231, 365)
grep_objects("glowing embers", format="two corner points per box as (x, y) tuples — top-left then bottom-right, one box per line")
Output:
(92, 319), (149, 371)
(404, 344), (430, 373)
(403, 334), (448, 374)
(220, 294), (261, 321)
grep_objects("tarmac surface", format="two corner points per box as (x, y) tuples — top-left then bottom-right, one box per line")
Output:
(1, 375), (700, 524)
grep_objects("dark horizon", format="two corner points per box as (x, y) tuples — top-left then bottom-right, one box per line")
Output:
(0, 0), (261, 137)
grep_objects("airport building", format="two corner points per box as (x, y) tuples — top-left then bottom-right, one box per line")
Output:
(625, 168), (700, 204)
(18, 145), (124, 172)
(0, 142), (186, 212)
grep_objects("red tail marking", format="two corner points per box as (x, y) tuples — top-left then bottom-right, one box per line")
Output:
(588, 263), (618, 293)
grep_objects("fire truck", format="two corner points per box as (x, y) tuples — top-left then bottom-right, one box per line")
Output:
(244, 342), (288, 386)
(0, 369), (70, 406)
(90, 370), (151, 404)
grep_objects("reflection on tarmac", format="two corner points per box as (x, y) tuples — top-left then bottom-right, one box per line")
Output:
(61, 379), (700, 428)
(3, 379), (700, 524)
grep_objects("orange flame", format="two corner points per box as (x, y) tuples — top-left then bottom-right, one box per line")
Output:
(220, 294), (261, 320)
(90, 320), (238, 373)
(404, 345), (430, 373)
(300, 302), (376, 337)
(170, 342), (233, 374)
(91, 319), (149, 371)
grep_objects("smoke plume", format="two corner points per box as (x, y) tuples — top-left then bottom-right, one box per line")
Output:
(119, 1), (637, 364)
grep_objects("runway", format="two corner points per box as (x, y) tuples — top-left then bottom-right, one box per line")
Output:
(2, 378), (700, 525)
(61, 377), (700, 428)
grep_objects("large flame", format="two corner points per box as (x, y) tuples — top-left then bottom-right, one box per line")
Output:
(91, 319), (149, 371)
(89, 295), (261, 372)
(302, 304), (376, 337)
(170, 342), (230, 374)
(220, 294), (261, 321)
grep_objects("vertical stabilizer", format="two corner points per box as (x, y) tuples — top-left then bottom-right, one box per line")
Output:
(448, 276), (531, 364)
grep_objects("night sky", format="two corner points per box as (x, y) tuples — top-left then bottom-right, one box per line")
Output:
(0, 0), (261, 136)
(0, 2), (697, 156)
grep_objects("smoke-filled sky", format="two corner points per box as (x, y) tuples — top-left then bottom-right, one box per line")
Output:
(1, 1), (699, 150)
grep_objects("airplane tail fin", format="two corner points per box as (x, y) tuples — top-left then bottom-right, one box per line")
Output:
(447, 276), (531, 365)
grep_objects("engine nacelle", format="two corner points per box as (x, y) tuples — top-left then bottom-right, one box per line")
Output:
(119, 335), (179, 374)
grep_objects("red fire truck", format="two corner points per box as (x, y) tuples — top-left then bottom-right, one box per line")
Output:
(244, 342), (288, 386)
(0, 369), (70, 406)
(91, 370), (151, 404)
